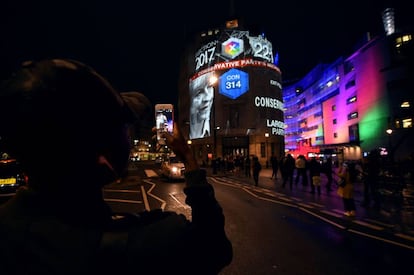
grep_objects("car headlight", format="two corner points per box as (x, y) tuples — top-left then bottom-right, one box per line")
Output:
(171, 167), (178, 173)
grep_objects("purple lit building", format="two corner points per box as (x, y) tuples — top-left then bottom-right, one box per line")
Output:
(284, 8), (413, 162)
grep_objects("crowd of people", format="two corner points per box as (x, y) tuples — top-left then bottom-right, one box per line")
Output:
(211, 151), (401, 217)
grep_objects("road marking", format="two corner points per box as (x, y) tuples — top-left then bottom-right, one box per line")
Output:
(320, 210), (343, 218)
(141, 185), (150, 211)
(210, 176), (414, 249)
(395, 233), (414, 241)
(104, 198), (141, 204)
(169, 192), (191, 209)
(300, 207), (346, 230)
(353, 220), (384, 230)
(104, 189), (140, 193)
(143, 179), (166, 210)
(145, 169), (158, 177)
(349, 229), (414, 250)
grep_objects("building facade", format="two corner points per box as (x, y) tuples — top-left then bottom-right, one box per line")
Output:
(178, 20), (284, 166)
(284, 8), (413, 163)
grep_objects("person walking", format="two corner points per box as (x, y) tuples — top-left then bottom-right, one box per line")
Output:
(362, 149), (381, 209)
(323, 156), (333, 192)
(244, 155), (251, 178)
(281, 154), (295, 189)
(337, 162), (357, 216)
(308, 157), (322, 195)
(270, 154), (279, 180)
(252, 156), (262, 186)
(295, 155), (308, 187)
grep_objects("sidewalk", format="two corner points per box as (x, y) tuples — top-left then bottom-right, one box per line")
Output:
(207, 166), (414, 237)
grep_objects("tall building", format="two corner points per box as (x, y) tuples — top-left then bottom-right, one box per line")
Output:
(178, 19), (284, 166)
(283, 8), (413, 162)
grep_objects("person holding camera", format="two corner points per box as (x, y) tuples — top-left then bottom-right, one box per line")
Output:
(0, 59), (232, 275)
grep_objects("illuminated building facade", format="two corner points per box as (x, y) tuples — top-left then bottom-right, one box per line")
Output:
(284, 8), (413, 162)
(178, 20), (284, 165)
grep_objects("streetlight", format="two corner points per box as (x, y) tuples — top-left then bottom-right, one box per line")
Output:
(265, 133), (269, 168)
(386, 128), (393, 162)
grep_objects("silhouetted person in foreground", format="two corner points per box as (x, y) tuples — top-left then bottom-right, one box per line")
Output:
(0, 59), (232, 275)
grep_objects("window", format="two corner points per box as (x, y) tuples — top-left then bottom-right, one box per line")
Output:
(334, 132), (338, 138)
(333, 118), (337, 124)
(332, 105), (336, 111)
(346, 95), (357, 104)
(395, 34), (412, 48)
(344, 61), (354, 74)
(347, 112), (358, 120)
(260, 142), (265, 158)
(349, 123), (359, 143)
(345, 79), (356, 90)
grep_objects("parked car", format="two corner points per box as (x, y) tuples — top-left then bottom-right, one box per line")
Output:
(0, 158), (27, 195)
(160, 156), (185, 180)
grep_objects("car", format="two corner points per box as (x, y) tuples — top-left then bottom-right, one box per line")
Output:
(0, 158), (27, 195)
(160, 156), (185, 180)
(154, 155), (164, 164)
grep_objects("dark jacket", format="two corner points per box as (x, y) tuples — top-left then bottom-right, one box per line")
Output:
(0, 169), (232, 275)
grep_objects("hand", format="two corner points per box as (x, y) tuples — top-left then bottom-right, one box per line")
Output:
(153, 122), (199, 172)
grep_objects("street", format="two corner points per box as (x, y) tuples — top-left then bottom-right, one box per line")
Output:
(102, 161), (414, 274)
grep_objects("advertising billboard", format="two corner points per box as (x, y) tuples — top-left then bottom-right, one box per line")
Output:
(189, 29), (284, 140)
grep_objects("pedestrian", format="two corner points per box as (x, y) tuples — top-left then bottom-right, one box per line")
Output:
(362, 149), (381, 209)
(295, 154), (308, 187)
(308, 157), (322, 195)
(270, 154), (279, 179)
(252, 156), (262, 186)
(337, 162), (356, 216)
(323, 156), (333, 192)
(0, 59), (232, 275)
(245, 155), (251, 177)
(281, 154), (295, 189)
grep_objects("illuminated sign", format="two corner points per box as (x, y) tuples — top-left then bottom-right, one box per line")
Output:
(221, 37), (244, 59)
(248, 35), (273, 63)
(194, 31), (277, 72)
(195, 41), (218, 71)
(219, 69), (249, 99)
(192, 58), (281, 80)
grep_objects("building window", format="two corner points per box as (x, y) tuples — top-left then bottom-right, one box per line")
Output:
(345, 79), (356, 90)
(295, 87), (303, 95)
(344, 61), (354, 74)
(347, 112), (358, 120)
(333, 118), (337, 124)
(402, 118), (412, 128)
(346, 95), (357, 104)
(349, 123), (359, 143)
(332, 105), (336, 111)
(334, 132), (338, 138)
(260, 142), (265, 158)
(395, 34), (412, 48)
(297, 98), (306, 109)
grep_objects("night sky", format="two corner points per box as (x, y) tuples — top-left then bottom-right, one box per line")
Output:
(1, 0), (411, 108)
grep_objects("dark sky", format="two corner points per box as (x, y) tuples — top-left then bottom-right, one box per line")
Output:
(1, 0), (410, 107)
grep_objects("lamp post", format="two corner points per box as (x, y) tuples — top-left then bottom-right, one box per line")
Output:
(386, 128), (393, 163)
(265, 133), (269, 168)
